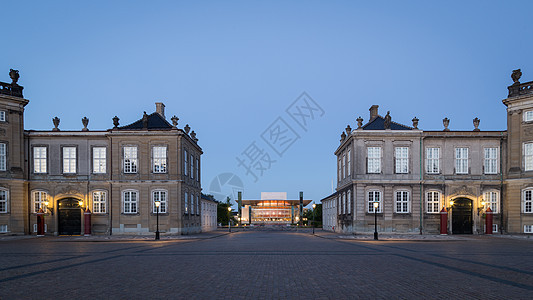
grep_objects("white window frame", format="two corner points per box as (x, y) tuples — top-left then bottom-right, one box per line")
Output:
(62, 146), (77, 174)
(395, 147), (409, 174)
(367, 190), (382, 213)
(0, 224), (7, 233)
(123, 146), (138, 174)
(184, 149), (188, 176)
(93, 147), (106, 174)
(190, 154), (194, 178)
(524, 188), (533, 213)
(0, 111), (5, 122)
(525, 225), (533, 233)
(32, 191), (48, 213)
(33, 146), (47, 173)
(337, 158), (341, 181)
(455, 147), (469, 174)
(347, 149), (351, 176)
(122, 190), (138, 214)
(524, 142), (533, 171)
(0, 143), (6, 171)
(524, 110), (533, 122)
(347, 190), (351, 214)
(483, 191), (499, 213)
(0, 188), (8, 213)
(184, 192), (189, 215)
(395, 190), (410, 213)
(152, 146), (167, 173)
(426, 147), (440, 174)
(152, 190), (167, 213)
(426, 191), (441, 214)
(92, 191), (107, 214)
(484, 148), (498, 174)
(342, 154), (346, 179)
(367, 147), (381, 174)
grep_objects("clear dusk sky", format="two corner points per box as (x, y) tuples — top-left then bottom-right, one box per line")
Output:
(2, 1), (533, 206)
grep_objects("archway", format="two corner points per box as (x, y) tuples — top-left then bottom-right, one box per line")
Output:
(58, 198), (82, 235)
(451, 198), (473, 234)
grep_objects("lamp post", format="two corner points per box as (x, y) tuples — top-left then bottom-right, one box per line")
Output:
(155, 200), (161, 240)
(312, 203), (316, 234)
(373, 201), (379, 240)
(228, 206), (232, 233)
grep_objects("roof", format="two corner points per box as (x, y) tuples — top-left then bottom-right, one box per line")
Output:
(118, 112), (173, 130)
(320, 191), (338, 202)
(362, 116), (412, 130)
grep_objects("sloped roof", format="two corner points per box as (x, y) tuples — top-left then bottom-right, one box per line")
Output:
(118, 112), (172, 130)
(362, 116), (412, 130)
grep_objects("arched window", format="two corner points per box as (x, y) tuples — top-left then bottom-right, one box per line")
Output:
(92, 190), (107, 214)
(483, 191), (499, 213)
(32, 190), (48, 213)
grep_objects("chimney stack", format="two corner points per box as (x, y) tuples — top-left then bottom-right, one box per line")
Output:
(155, 102), (165, 119)
(369, 105), (379, 119)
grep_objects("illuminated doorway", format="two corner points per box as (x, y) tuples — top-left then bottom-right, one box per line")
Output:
(451, 198), (473, 234)
(58, 198), (82, 235)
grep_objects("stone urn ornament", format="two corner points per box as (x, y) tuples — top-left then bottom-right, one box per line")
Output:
(345, 125), (351, 135)
(356, 116), (363, 129)
(190, 130), (198, 142)
(52, 116), (60, 131)
(9, 69), (20, 85)
(511, 69), (522, 85)
(82, 117), (89, 131)
(184, 124), (191, 134)
(412, 117), (419, 129)
(171, 115), (179, 129)
(340, 131), (346, 142)
(112, 116), (120, 128)
(473, 117), (480, 131)
(443, 117), (450, 131)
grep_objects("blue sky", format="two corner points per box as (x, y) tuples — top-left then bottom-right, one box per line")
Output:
(3, 1), (533, 205)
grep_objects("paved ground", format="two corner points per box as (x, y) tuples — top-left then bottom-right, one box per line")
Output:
(1, 230), (532, 299)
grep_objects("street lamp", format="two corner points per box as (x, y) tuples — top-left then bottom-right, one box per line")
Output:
(154, 200), (161, 240)
(228, 206), (232, 233)
(312, 203), (316, 234)
(373, 201), (379, 240)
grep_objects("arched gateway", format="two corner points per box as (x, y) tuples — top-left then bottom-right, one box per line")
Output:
(58, 198), (82, 235)
(451, 198), (473, 234)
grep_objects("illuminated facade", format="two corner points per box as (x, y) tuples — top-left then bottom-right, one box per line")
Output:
(240, 192), (311, 224)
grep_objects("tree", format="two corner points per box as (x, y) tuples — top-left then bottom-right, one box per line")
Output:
(217, 196), (236, 225)
(303, 204), (322, 227)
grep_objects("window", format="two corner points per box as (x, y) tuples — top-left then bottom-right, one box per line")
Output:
(122, 190), (138, 214)
(525, 143), (533, 171)
(196, 195), (200, 215)
(152, 146), (167, 173)
(427, 191), (441, 213)
(455, 148), (469, 174)
(184, 149), (188, 176)
(426, 148), (440, 174)
(342, 192), (346, 214)
(524, 110), (533, 122)
(152, 190), (167, 213)
(524, 189), (533, 213)
(32, 191), (48, 213)
(337, 159), (341, 181)
(0, 111), (5, 122)
(0, 189), (8, 213)
(93, 147), (106, 174)
(93, 191), (107, 214)
(195, 158), (199, 181)
(395, 147), (409, 174)
(191, 193), (195, 215)
(0, 224), (7, 233)
(62, 147), (76, 174)
(367, 191), (382, 213)
(347, 190), (351, 214)
(347, 149), (351, 176)
(483, 191), (499, 213)
(337, 195), (341, 214)
(484, 148), (498, 174)
(342, 154), (346, 179)
(190, 154), (194, 178)
(123, 146), (138, 173)
(492, 224), (498, 233)
(0, 143), (6, 171)
(395, 191), (409, 213)
(367, 147), (381, 173)
(184, 192), (189, 215)
(525, 225), (533, 233)
(33, 147), (47, 173)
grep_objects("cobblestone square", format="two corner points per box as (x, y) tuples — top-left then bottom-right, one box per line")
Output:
(1, 231), (532, 299)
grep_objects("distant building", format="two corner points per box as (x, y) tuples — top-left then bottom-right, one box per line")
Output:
(0, 70), (204, 235)
(240, 192), (311, 225)
(322, 69), (533, 234)
(321, 192), (337, 232)
(201, 194), (217, 232)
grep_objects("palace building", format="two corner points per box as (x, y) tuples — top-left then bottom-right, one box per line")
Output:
(0, 69), (207, 235)
(323, 69), (533, 235)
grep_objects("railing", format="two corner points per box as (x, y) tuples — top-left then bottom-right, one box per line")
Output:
(508, 81), (533, 97)
(0, 81), (23, 98)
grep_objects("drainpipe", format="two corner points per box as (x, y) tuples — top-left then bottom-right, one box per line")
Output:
(419, 135), (423, 235)
(499, 132), (504, 234)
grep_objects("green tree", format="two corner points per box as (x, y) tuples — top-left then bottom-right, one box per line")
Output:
(304, 203), (322, 227)
(217, 196), (236, 225)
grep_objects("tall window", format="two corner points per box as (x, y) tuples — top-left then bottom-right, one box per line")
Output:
(190, 193), (195, 215)
(93, 191), (107, 213)
(524, 189), (532, 213)
(93, 147), (106, 174)
(524, 110), (533, 122)
(0, 189), (8, 213)
(426, 147), (440, 174)
(196, 195), (200, 215)
(195, 158), (199, 181)
(342, 192), (346, 214)
(347, 149), (351, 176)
(483, 191), (499, 213)
(367, 191), (382, 213)
(190, 154), (194, 178)
(367, 147), (381, 173)
(184, 192), (189, 215)
(395, 191), (409, 213)
(123, 146), (138, 173)
(152, 190), (167, 213)
(342, 154), (346, 179)
(0, 143), (6, 171)
(337, 159), (341, 181)
(337, 195), (341, 214)
(347, 190), (351, 214)
(484, 148), (498, 174)
(32, 191), (48, 213)
(525, 143), (533, 171)
(152, 146), (167, 173)
(63, 147), (76, 173)
(395, 147), (409, 174)
(427, 191), (441, 213)
(33, 147), (47, 173)
(455, 148), (469, 174)
(0, 111), (5, 122)
(122, 190), (138, 214)
(184, 149), (188, 176)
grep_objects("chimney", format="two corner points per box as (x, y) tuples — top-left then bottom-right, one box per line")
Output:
(155, 102), (165, 119)
(369, 105), (379, 119)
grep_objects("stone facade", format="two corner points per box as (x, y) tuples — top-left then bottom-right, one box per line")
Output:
(0, 71), (204, 235)
(323, 70), (533, 234)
